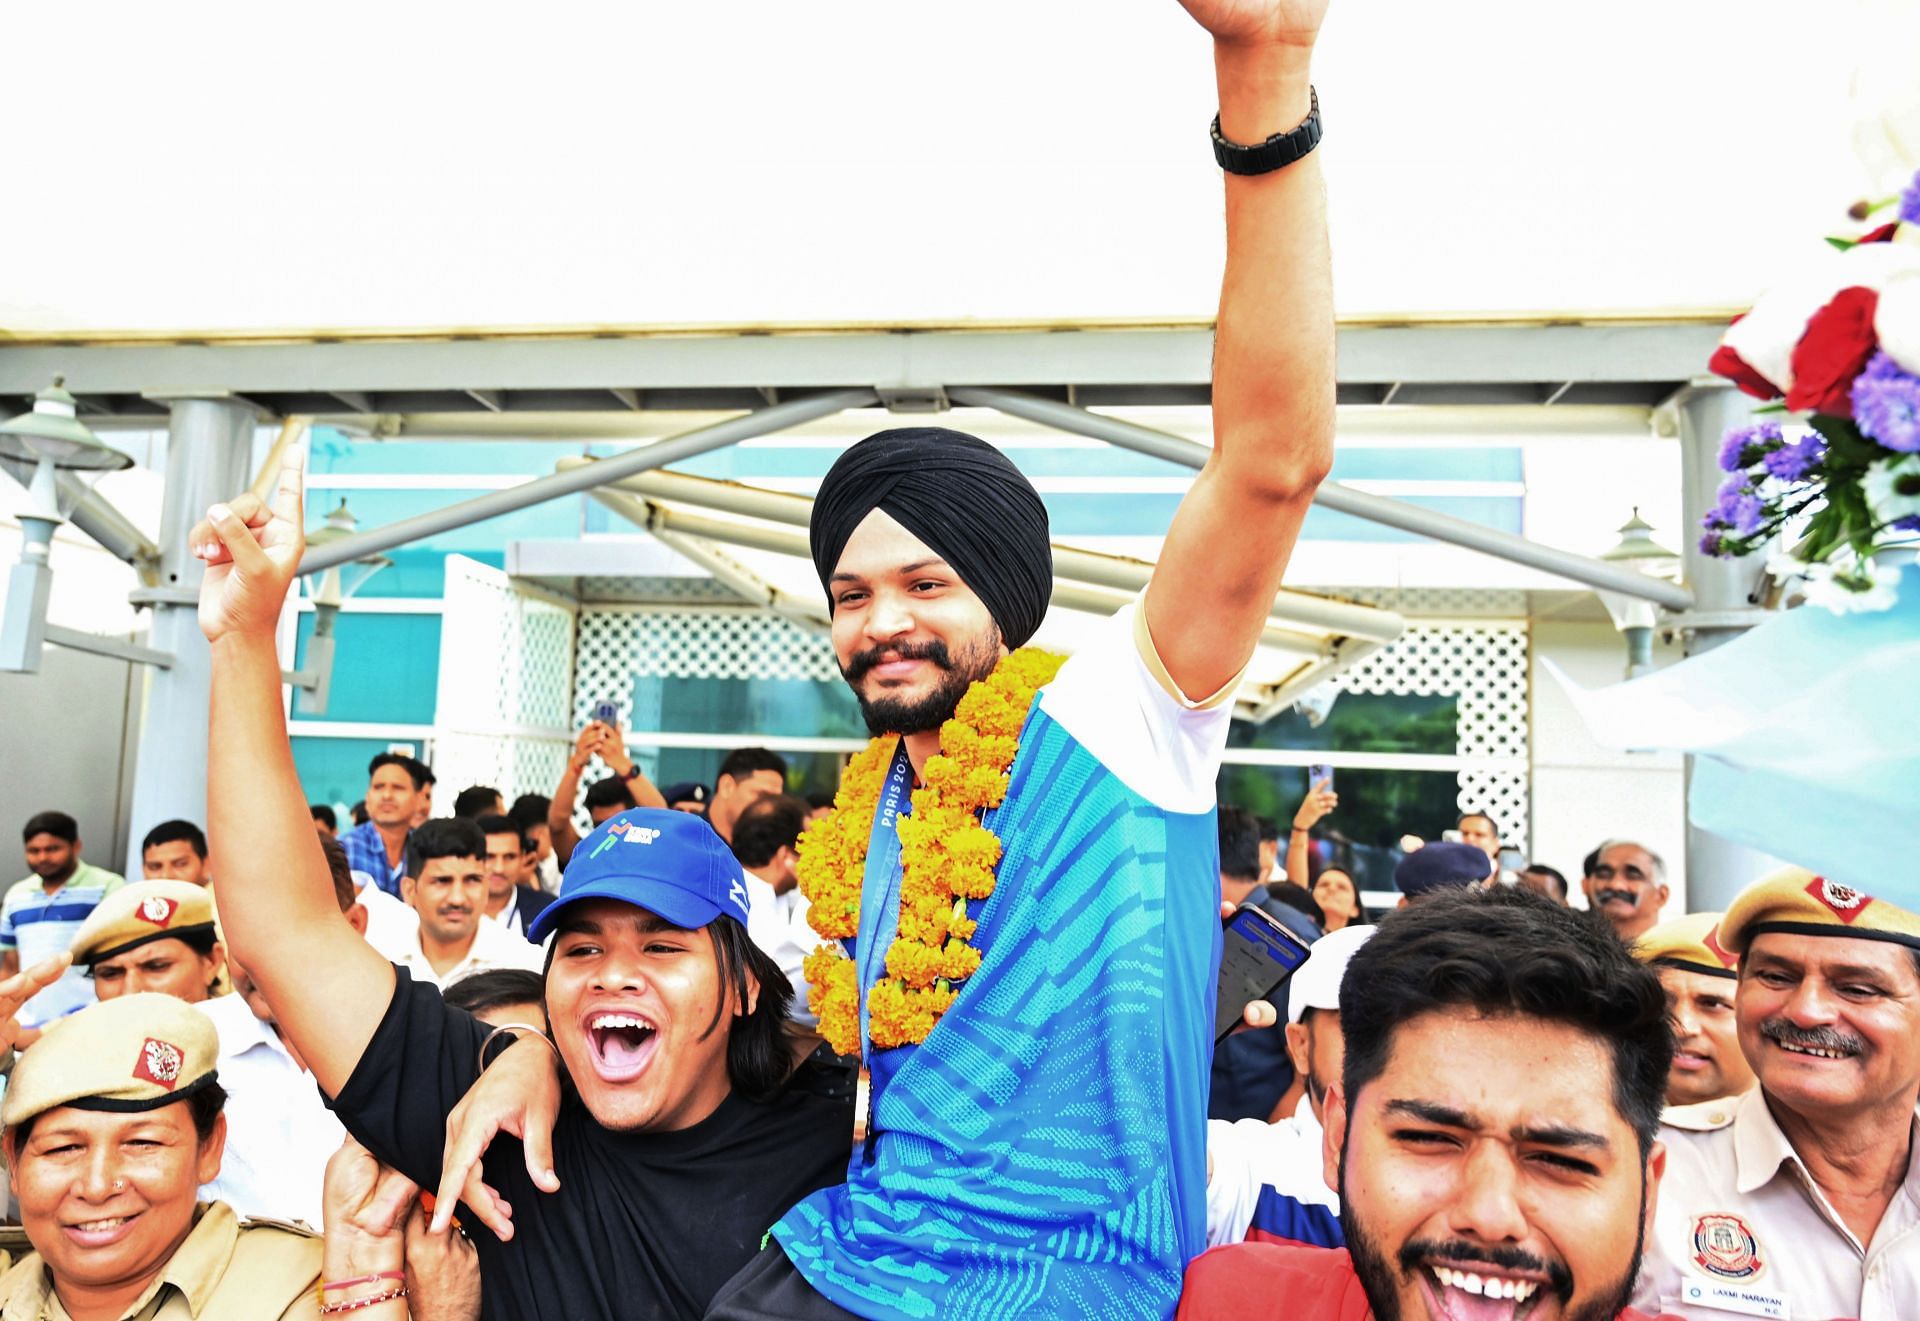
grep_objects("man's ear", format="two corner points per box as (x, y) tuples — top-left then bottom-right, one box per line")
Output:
(1284, 1021), (1312, 1077)
(1322, 1082), (1348, 1193)
(1644, 1138), (1667, 1231)
(1656, 882), (1671, 909)
(345, 902), (369, 937)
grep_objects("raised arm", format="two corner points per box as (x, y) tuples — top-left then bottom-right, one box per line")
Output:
(545, 725), (602, 867)
(1147, 0), (1335, 701)
(196, 451), (396, 1097)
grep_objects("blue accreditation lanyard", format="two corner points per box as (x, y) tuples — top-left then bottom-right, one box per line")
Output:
(853, 741), (915, 1068)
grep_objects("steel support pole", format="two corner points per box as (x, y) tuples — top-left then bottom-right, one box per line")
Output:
(124, 398), (257, 861)
(1673, 382), (1783, 911)
(949, 386), (1698, 612)
(298, 389), (877, 575)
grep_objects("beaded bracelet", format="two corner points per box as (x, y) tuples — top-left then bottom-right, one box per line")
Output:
(320, 1271), (405, 1296)
(319, 1284), (408, 1314)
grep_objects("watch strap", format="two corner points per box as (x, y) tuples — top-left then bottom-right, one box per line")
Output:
(1211, 86), (1321, 177)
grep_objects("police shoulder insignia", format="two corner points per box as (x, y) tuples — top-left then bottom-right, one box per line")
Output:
(1691, 1212), (1765, 1279)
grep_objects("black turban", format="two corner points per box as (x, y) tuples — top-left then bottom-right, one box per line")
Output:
(810, 427), (1053, 648)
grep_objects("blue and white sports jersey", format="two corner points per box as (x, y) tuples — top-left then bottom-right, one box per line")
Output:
(774, 602), (1234, 1320)
(1, 862), (125, 1027)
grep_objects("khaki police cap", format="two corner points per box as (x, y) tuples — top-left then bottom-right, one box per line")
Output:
(1633, 911), (1739, 980)
(1719, 866), (1920, 957)
(2, 992), (219, 1128)
(69, 880), (218, 966)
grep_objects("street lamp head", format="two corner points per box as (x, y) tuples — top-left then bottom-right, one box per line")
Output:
(0, 380), (132, 473)
(302, 498), (392, 610)
(1599, 507), (1679, 570)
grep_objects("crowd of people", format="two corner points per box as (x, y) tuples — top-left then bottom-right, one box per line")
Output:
(1, 2), (1913, 1318)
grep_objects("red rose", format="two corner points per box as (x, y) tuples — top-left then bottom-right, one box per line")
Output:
(1859, 223), (1898, 244)
(1786, 285), (1879, 416)
(1709, 318), (1782, 400)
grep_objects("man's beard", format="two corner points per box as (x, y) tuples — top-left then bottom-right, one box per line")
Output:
(1338, 1118), (1646, 1321)
(841, 629), (1002, 736)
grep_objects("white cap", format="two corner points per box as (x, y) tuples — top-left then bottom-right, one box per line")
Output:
(1287, 923), (1376, 1024)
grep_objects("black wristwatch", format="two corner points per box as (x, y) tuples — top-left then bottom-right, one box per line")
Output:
(1211, 87), (1321, 176)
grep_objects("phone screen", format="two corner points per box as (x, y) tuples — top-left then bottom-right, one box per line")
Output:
(1215, 904), (1314, 1042)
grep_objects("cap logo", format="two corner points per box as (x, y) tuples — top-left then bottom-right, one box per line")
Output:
(728, 876), (749, 918)
(137, 896), (178, 928)
(1701, 923), (1738, 969)
(134, 1038), (184, 1090)
(1691, 1212), (1765, 1280)
(621, 826), (662, 846)
(1806, 875), (1869, 922)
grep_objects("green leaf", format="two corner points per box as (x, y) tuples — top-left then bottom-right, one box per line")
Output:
(1751, 403), (1791, 416)
(1826, 236), (1858, 252)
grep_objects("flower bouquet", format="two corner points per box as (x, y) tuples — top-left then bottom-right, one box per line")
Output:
(1701, 169), (1920, 611)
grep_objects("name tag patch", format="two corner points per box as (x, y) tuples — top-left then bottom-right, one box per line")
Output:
(1675, 1279), (1791, 1319)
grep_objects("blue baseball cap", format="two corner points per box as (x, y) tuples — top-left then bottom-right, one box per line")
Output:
(527, 808), (751, 943)
(1394, 840), (1495, 898)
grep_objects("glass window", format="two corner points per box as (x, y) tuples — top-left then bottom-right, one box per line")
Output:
(1226, 691), (1457, 757)
(1216, 764), (1460, 898)
(293, 614), (443, 725)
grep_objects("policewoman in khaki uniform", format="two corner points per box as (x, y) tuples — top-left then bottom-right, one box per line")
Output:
(1632, 869), (1920, 1320)
(67, 884), (229, 1006)
(0, 992), (320, 1319)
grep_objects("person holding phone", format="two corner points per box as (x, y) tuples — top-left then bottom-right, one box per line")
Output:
(1286, 774), (1367, 931)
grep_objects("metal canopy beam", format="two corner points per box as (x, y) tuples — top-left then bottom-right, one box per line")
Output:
(583, 489), (1359, 718)
(0, 454), (163, 581)
(555, 459), (1404, 646)
(948, 386), (1697, 612)
(0, 321), (1723, 417)
(297, 389), (876, 574)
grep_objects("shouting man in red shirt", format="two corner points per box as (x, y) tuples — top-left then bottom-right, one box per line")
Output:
(1179, 887), (1683, 1321)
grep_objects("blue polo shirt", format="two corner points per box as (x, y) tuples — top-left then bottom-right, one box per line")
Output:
(1, 862), (125, 1026)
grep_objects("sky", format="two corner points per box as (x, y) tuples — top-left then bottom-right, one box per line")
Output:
(3, 0), (1915, 335)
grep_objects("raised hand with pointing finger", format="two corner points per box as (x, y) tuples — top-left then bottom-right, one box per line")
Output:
(193, 449), (307, 645)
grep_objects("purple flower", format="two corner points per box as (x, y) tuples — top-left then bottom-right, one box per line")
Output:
(1710, 477), (1767, 536)
(1762, 435), (1826, 482)
(1902, 168), (1920, 226)
(1717, 421), (1784, 472)
(1699, 530), (1728, 557)
(1896, 515), (1920, 533)
(1853, 351), (1920, 453)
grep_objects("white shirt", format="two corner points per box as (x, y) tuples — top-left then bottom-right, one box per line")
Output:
(1205, 1097), (1335, 1247)
(385, 911), (545, 991)
(352, 870), (420, 960)
(743, 869), (814, 1027)
(195, 991), (345, 1229)
(1635, 1087), (1920, 1320)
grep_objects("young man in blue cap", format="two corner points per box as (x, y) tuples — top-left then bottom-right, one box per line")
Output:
(191, 479), (851, 1320)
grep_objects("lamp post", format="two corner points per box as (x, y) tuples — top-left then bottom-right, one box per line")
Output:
(1596, 508), (1681, 679)
(0, 380), (134, 672)
(287, 498), (391, 715)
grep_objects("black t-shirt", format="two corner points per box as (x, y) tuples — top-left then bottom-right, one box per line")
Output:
(328, 968), (853, 1321)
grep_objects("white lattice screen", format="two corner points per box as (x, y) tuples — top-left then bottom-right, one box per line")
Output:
(431, 556), (578, 811)
(1331, 622), (1531, 851)
(573, 607), (840, 735)
(563, 602), (1530, 847)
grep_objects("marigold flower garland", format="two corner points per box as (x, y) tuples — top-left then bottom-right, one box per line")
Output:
(797, 647), (1065, 1054)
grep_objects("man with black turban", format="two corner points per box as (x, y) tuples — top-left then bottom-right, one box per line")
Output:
(423, 0), (1339, 1316)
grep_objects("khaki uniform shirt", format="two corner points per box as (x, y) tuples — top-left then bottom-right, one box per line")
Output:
(0, 1202), (319, 1320)
(1634, 1088), (1920, 1320)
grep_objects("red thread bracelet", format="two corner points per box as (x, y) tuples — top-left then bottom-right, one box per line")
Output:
(319, 1270), (406, 1296)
